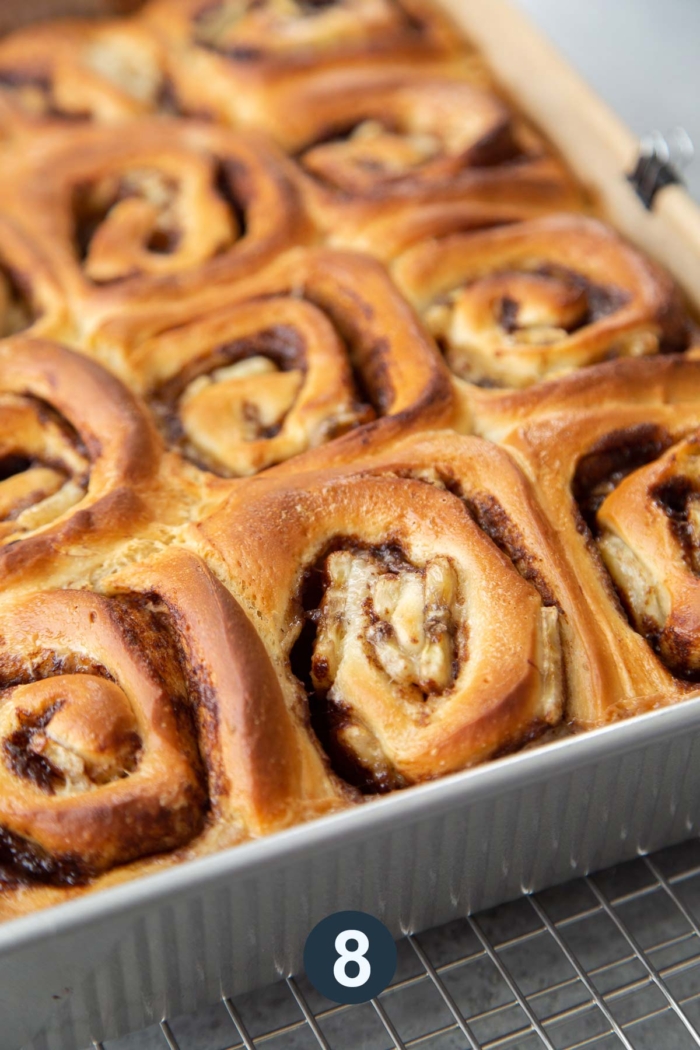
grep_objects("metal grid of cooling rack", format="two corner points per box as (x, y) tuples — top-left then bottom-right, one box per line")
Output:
(96, 838), (700, 1050)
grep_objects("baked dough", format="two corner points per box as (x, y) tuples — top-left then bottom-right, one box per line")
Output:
(0, 0), (698, 913)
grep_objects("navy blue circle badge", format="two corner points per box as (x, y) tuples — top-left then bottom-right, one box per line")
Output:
(303, 910), (397, 1004)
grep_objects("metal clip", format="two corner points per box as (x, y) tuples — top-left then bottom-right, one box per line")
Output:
(627, 127), (694, 209)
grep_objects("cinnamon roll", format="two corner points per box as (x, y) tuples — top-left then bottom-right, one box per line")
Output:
(0, 17), (166, 137)
(393, 215), (690, 397)
(195, 430), (584, 790)
(276, 69), (580, 251)
(0, 337), (164, 591)
(0, 547), (339, 908)
(104, 247), (455, 475)
(140, 0), (471, 129)
(5, 118), (310, 343)
(499, 357), (700, 721)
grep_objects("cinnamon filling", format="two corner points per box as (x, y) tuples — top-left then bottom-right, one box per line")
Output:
(151, 320), (372, 475)
(73, 161), (239, 282)
(0, 396), (89, 541)
(299, 106), (521, 192)
(0, 825), (88, 887)
(592, 433), (700, 678)
(0, 71), (89, 121)
(291, 540), (460, 794)
(74, 169), (183, 267)
(652, 474), (700, 574)
(573, 424), (673, 537)
(2, 685), (141, 796)
(427, 266), (632, 388)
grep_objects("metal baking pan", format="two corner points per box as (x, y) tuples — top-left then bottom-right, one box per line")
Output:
(2, 1), (700, 1048)
(5, 699), (700, 1049)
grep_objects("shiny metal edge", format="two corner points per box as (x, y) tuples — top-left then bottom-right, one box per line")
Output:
(2, 691), (699, 954)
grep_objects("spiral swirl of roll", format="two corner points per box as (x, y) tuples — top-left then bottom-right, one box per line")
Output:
(500, 357), (700, 720)
(4, 118), (310, 342)
(0, 589), (205, 884)
(0, 17), (166, 138)
(275, 69), (580, 251)
(0, 337), (162, 590)
(195, 430), (594, 790)
(0, 547), (336, 890)
(393, 214), (690, 393)
(140, 0), (470, 130)
(102, 247), (455, 476)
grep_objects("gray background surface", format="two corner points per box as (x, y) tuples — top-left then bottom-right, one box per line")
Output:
(514, 0), (700, 202)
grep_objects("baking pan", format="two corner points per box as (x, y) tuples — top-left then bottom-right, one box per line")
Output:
(4, 699), (700, 1049)
(2, 1), (700, 1048)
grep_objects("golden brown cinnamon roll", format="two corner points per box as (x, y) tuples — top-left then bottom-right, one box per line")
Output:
(5, 118), (311, 343)
(0, 337), (164, 591)
(393, 215), (690, 399)
(195, 430), (593, 791)
(140, 0), (471, 128)
(100, 247), (455, 476)
(499, 357), (700, 720)
(0, 17), (166, 137)
(0, 547), (339, 908)
(275, 69), (580, 251)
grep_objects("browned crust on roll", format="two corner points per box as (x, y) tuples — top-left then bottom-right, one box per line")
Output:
(193, 431), (573, 784)
(140, 0), (472, 124)
(270, 68), (581, 251)
(0, 214), (69, 341)
(393, 214), (690, 401)
(0, 546), (343, 918)
(3, 118), (313, 343)
(498, 358), (700, 722)
(92, 246), (458, 475)
(0, 336), (163, 590)
(0, 16), (167, 138)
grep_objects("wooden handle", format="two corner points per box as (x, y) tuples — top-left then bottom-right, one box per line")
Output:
(437, 0), (700, 314)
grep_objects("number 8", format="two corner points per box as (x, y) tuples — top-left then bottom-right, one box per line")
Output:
(333, 929), (371, 988)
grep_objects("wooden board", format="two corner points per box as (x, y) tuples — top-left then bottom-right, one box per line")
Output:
(437, 0), (700, 312)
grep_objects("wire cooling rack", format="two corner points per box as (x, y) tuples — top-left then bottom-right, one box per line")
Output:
(97, 838), (700, 1050)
